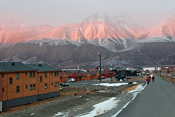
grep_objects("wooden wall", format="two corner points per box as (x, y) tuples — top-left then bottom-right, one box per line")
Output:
(0, 71), (61, 101)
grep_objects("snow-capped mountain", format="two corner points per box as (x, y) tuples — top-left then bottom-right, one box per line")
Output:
(148, 17), (175, 40)
(0, 16), (149, 52)
(3, 15), (175, 52)
(0, 24), (53, 43)
(1, 15), (175, 66)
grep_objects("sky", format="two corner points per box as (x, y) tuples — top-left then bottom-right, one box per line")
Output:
(0, 0), (175, 27)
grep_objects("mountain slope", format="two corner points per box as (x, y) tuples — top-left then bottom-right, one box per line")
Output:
(148, 17), (175, 39)
(0, 16), (149, 52)
(0, 16), (175, 66)
(0, 41), (175, 66)
(0, 42), (114, 65)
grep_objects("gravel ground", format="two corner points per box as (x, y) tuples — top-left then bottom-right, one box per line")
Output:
(0, 79), (143, 117)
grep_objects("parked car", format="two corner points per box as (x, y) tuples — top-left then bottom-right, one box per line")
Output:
(67, 78), (76, 82)
(60, 83), (70, 87)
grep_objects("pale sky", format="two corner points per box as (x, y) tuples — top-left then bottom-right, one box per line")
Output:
(0, 0), (175, 26)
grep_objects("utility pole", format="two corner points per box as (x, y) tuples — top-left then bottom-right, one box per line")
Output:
(98, 52), (102, 82)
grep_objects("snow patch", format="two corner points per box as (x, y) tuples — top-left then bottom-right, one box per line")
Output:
(30, 113), (35, 116)
(53, 112), (65, 117)
(79, 97), (120, 117)
(132, 82), (138, 85)
(94, 83), (128, 87)
(143, 67), (161, 71)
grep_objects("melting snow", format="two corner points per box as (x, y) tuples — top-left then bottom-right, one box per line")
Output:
(30, 113), (35, 116)
(79, 97), (120, 117)
(53, 84), (146, 117)
(94, 83), (128, 87)
(132, 82), (138, 85)
(53, 112), (65, 117)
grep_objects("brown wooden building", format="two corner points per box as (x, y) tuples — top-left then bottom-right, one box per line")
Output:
(0, 62), (60, 111)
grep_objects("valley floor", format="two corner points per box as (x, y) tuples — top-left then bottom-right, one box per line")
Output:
(0, 78), (144, 117)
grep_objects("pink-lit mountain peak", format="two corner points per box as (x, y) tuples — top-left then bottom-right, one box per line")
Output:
(43, 16), (148, 41)
(161, 18), (175, 37)
(48, 20), (117, 40)
(1, 15), (175, 44)
(148, 17), (175, 38)
(0, 15), (149, 43)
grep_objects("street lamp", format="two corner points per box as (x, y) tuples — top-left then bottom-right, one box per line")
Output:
(98, 52), (102, 82)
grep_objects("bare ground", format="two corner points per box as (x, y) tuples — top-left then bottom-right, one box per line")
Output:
(0, 79), (142, 117)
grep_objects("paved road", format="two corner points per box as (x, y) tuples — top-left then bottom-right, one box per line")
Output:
(117, 77), (175, 117)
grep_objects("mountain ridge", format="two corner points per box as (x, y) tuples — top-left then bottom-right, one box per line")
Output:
(0, 16), (149, 43)
(1, 16), (175, 45)
(0, 16), (175, 52)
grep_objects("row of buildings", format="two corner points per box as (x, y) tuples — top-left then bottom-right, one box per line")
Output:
(0, 62), (64, 111)
(161, 66), (175, 73)
(0, 62), (114, 111)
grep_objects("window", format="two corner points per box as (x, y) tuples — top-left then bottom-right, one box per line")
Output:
(44, 73), (48, 78)
(25, 85), (28, 89)
(9, 77), (13, 84)
(33, 72), (36, 77)
(33, 84), (36, 90)
(54, 72), (59, 76)
(16, 86), (20, 93)
(2, 88), (4, 93)
(1, 74), (4, 78)
(25, 72), (28, 76)
(40, 76), (43, 82)
(44, 83), (48, 89)
(16, 73), (20, 80)
(29, 84), (36, 90)
(29, 72), (35, 78)
(29, 84), (33, 90)
(29, 72), (33, 78)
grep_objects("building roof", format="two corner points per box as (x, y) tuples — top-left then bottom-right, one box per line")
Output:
(27, 63), (58, 72)
(61, 69), (87, 73)
(113, 67), (126, 71)
(0, 62), (36, 72)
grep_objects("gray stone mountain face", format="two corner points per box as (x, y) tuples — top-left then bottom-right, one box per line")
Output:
(0, 40), (175, 67)
(0, 16), (149, 53)
(116, 42), (175, 66)
(0, 42), (114, 65)
(1, 16), (175, 67)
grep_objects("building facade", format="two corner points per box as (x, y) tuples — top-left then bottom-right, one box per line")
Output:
(0, 62), (60, 111)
